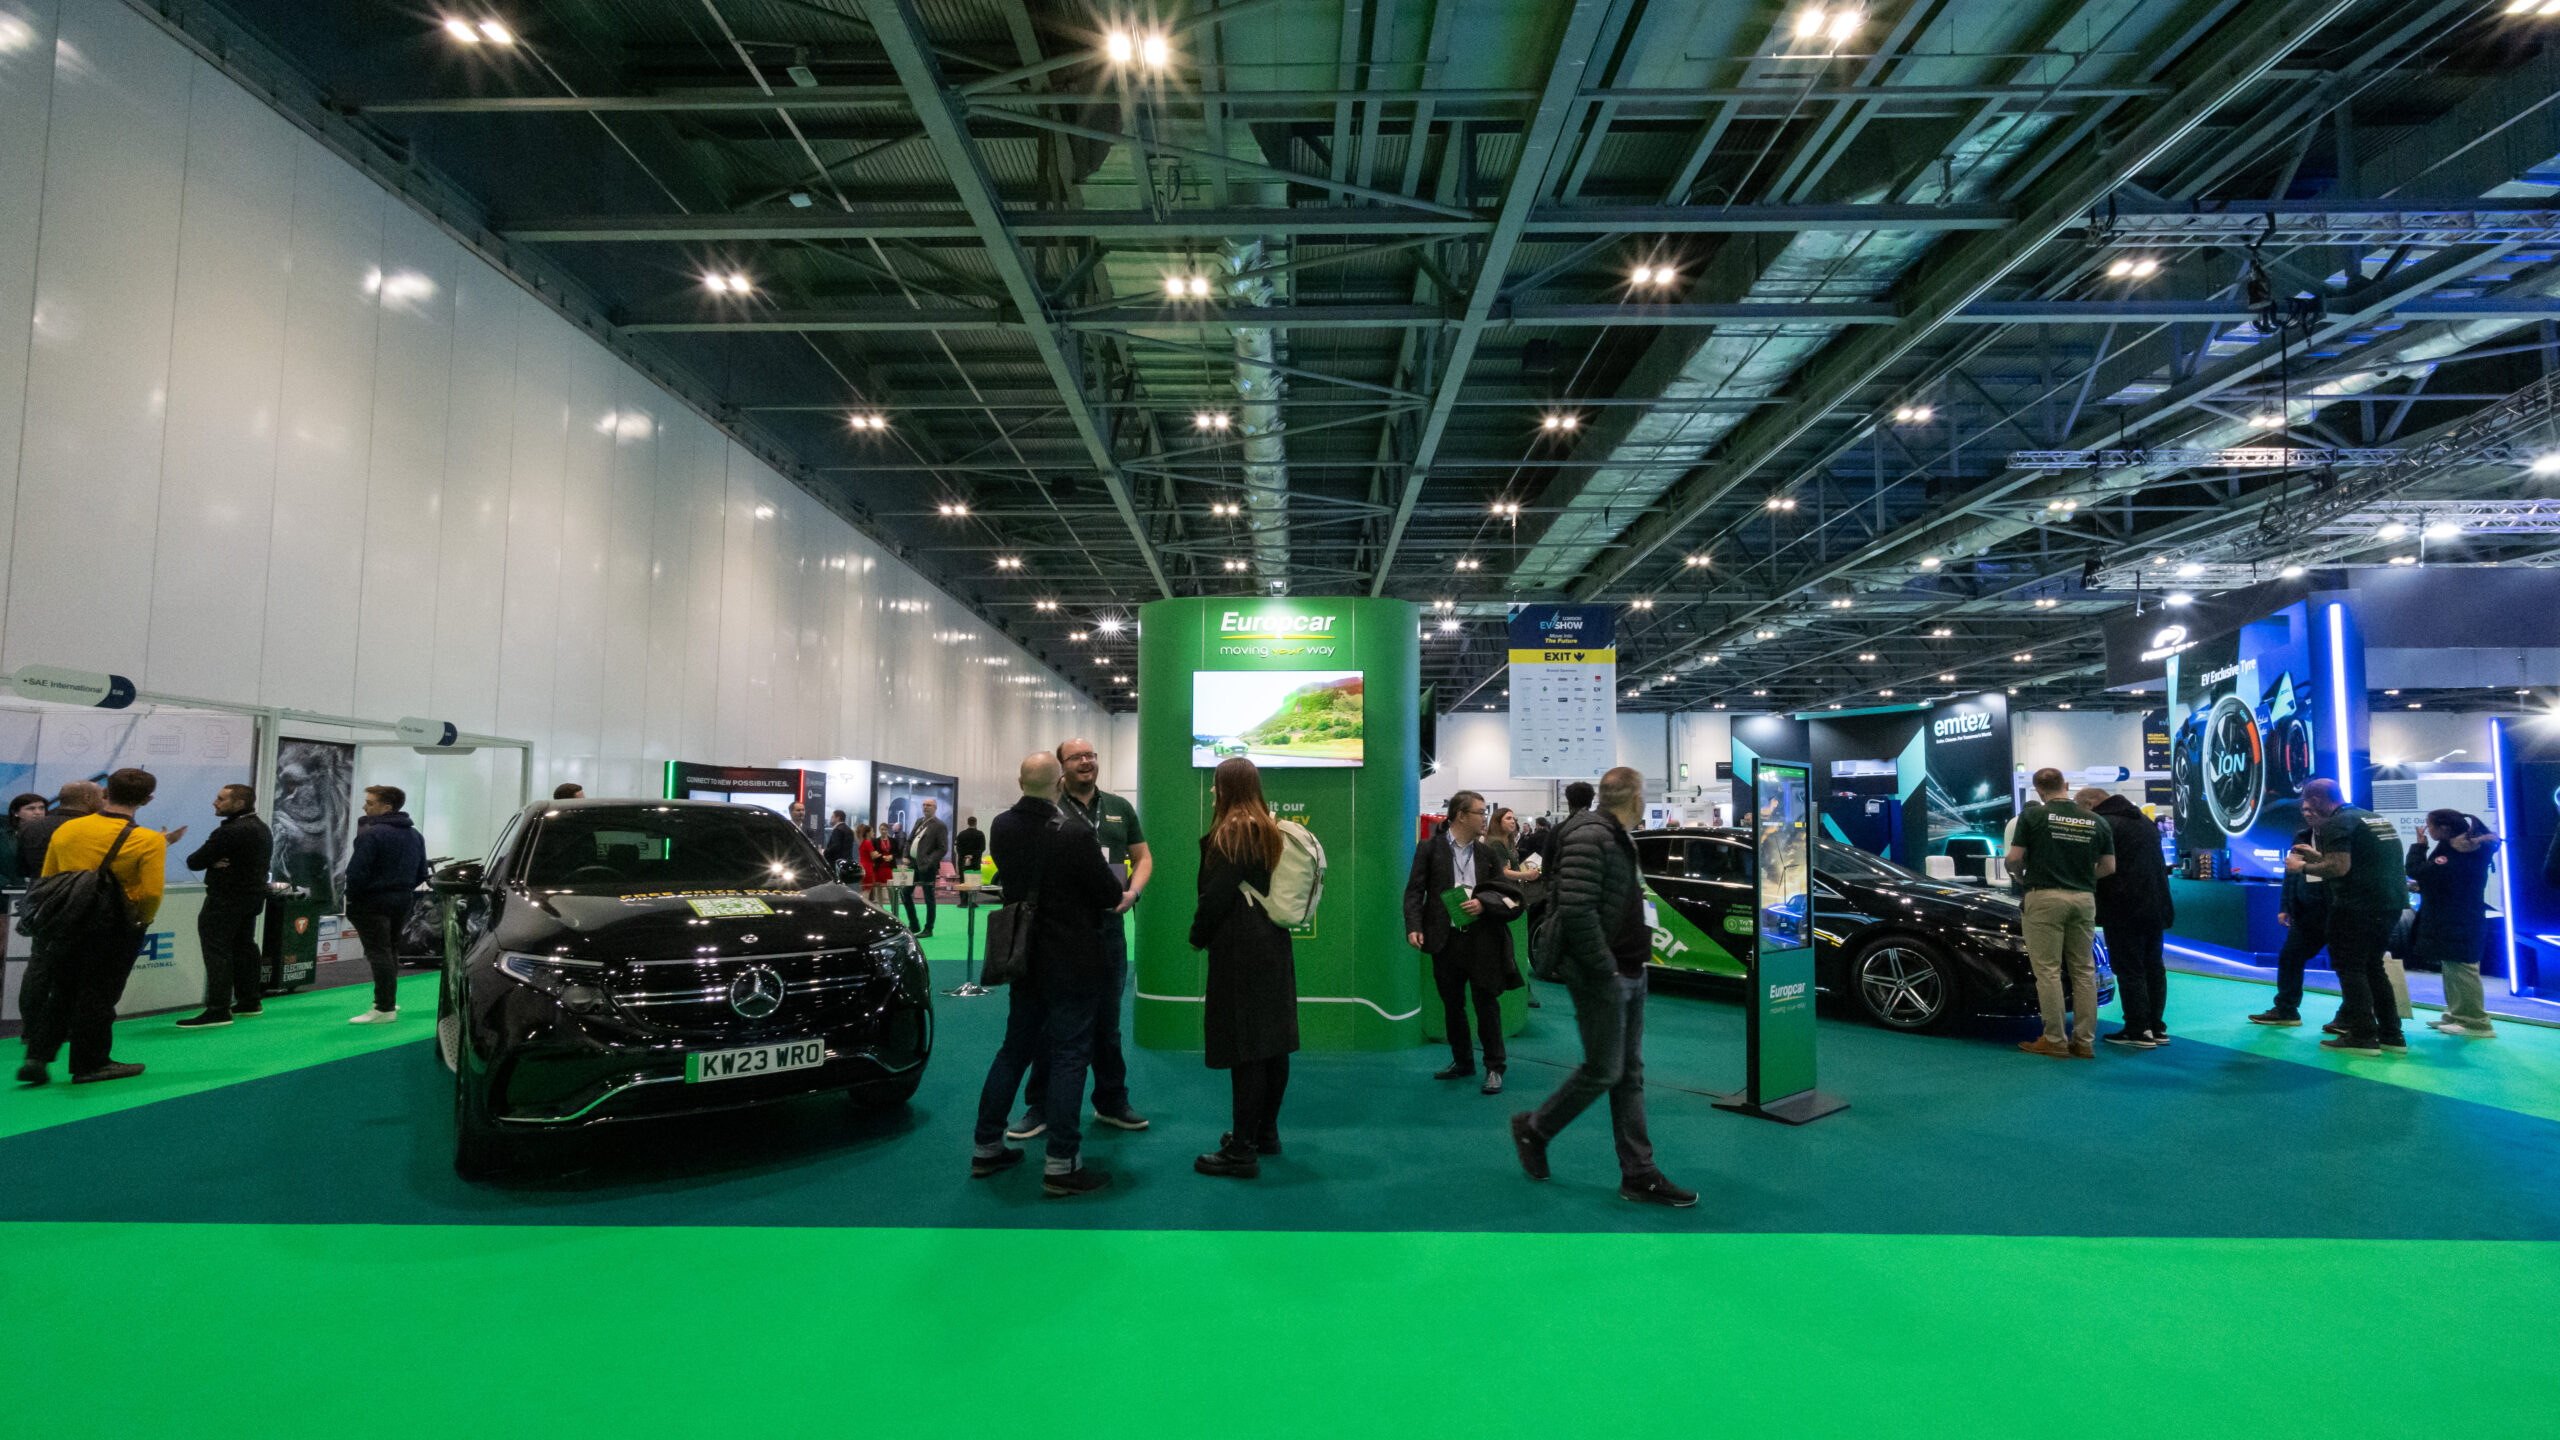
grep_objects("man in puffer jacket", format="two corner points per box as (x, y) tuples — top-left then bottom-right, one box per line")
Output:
(1509, 766), (1695, 1207)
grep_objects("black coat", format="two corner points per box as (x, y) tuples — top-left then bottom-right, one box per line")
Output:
(344, 811), (428, 914)
(822, 823), (855, 865)
(16, 807), (85, 883)
(187, 812), (274, 904)
(1550, 809), (1644, 982)
(2406, 835), (2496, 968)
(1188, 836), (1300, 1068)
(2089, 795), (2175, 930)
(1401, 833), (1523, 991)
(989, 796), (1123, 988)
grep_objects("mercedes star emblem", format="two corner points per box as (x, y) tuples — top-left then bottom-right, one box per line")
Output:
(729, 965), (785, 1019)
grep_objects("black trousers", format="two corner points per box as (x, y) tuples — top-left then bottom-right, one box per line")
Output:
(2102, 921), (2167, 1036)
(349, 905), (403, 1012)
(22, 926), (144, 1073)
(198, 896), (266, 1014)
(1229, 1054), (1289, 1147)
(2270, 909), (2329, 1015)
(901, 879), (937, 934)
(1433, 957), (1506, 1070)
(2328, 908), (2404, 1044)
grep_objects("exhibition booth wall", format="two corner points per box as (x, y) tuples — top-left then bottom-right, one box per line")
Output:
(0, 0), (1099, 867)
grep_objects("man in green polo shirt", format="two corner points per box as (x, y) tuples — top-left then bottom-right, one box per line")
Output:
(1009, 736), (1153, 1137)
(2296, 778), (2410, 1055)
(2005, 768), (2116, 1059)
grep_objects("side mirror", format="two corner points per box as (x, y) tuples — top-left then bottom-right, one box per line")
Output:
(428, 860), (488, 895)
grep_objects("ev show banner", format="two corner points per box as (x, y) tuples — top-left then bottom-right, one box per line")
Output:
(1508, 604), (1615, 779)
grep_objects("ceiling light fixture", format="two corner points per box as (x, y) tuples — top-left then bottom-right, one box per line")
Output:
(1492, 501), (1522, 517)
(1684, 553), (1710, 567)
(2423, 520), (2461, 539)
(2376, 522), (2408, 541)
(1035, 600), (1057, 612)
(1539, 413), (1580, 432)
(2532, 452), (2560, 475)
(1439, 618), (1459, 633)
(1630, 598), (1654, 610)
(1096, 618), (1123, 635)
(477, 19), (514, 45)
(1892, 405), (1934, 423)
(1920, 556), (1941, 569)
(936, 502), (968, 518)
(1455, 557), (1480, 571)
(442, 17), (481, 42)
(1939, 673), (1956, 682)
(2166, 592), (2194, 606)
(995, 557), (1023, 571)
(2280, 563), (2306, 578)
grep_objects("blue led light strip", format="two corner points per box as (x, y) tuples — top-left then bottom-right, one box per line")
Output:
(2327, 603), (2353, 807)
(2492, 718), (2522, 999)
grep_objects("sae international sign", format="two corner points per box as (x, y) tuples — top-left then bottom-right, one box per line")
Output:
(1508, 604), (1616, 780)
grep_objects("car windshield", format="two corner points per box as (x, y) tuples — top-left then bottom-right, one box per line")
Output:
(1815, 837), (1922, 884)
(517, 806), (830, 893)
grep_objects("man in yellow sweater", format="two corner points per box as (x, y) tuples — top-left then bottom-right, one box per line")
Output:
(17, 767), (176, 1085)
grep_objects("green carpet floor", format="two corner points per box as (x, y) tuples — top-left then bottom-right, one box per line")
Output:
(4, 1222), (2553, 1440)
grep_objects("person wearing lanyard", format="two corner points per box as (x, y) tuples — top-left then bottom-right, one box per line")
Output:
(2296, 778), (2412, 1056)
(1007, 736), (1153, 1139)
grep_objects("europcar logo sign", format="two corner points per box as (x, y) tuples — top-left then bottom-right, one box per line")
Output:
(1219, 611), (1338, 640)
(2141, 623), (2196, 662)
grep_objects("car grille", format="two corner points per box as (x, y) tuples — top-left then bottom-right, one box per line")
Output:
(601, 950), (893, 1035)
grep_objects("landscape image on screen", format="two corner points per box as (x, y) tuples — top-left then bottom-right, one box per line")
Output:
(1192, 670), (1365, 768)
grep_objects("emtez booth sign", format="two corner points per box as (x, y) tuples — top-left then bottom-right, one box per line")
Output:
(1713, 761), (1847, 1125)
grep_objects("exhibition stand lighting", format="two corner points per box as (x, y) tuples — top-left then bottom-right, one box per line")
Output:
(2490, 717), (2522, 994)
(2328, 601), (2356, 805)
(2532, 452), (2560, 475)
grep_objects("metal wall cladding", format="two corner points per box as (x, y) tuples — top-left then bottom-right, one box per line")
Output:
(0, 0), (1100, 865)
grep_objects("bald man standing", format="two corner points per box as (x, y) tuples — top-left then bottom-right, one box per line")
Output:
(1008, 735), (1153, 1138)
(971, 752), (1128, 1197)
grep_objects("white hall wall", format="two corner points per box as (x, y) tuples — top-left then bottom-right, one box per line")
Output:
(0, 0), (1097, 862)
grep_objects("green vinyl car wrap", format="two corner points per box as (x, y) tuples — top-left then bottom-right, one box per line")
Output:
(1644, 884), (1748, 977)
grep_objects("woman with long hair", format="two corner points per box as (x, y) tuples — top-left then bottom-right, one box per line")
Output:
(1188, 757), (1300, 1178)
(857, 822), (894, 908)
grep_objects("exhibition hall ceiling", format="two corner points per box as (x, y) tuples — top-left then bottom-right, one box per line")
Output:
(154, 0), (2560, 714)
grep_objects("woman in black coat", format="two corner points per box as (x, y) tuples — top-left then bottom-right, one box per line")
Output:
(2408, 809), (2499, 1037)
(1188, 757), (1300, 1179)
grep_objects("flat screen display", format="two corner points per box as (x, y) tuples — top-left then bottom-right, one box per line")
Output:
(1191, 670), (1365, 768)
(2165, 599), (2318, 877)
(1756, 763), (1813, 951)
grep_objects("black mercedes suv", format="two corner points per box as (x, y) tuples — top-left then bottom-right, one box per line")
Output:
(432, 799), (933, 1177)
(1636, 828), (2112, 1032)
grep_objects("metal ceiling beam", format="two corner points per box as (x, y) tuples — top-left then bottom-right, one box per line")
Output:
(356, 82), (2170, 115)
(1367, 0), (1616, 596)
(861, 0), (1169, 599)
(1568, 0), (2369, 603)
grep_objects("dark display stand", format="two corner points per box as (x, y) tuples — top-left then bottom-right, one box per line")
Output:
(1713, 761), (1847, 1125)
(261, 884), (321, 994)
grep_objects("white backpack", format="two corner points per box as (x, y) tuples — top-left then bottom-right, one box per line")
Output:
(1242, 820), (1327, 928)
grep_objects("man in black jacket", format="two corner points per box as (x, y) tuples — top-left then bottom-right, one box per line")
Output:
(342, 786), (428, 1025)
(970, 754), (1125, 1197)
(1404, 789), (1524, 1093)
(1511, 766), (1695, 1207)
(2250, 823), (2336, 1028)
(954, 815), (986, 876)
(174, 784), (274, 1029)
(2079, 789), (2175, 1047)
(822, 810), (856, 878)
(903, 800), (949, 936)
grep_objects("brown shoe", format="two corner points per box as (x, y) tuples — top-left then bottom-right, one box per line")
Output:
(2017, 1038), (2072, 1058)
(2069, 1041), (2096, 1059)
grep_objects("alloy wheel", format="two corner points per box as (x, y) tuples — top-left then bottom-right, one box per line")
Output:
(1856, 943), (1949, 1029)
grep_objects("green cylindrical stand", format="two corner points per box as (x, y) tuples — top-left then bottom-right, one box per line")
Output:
(1134, 597), (1421, 1051)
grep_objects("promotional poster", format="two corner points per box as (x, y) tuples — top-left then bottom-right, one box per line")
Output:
(1507, 603), (1616, 779)
(1920, 691), (2014, 854)
(2165, 600), (2325, 877)
(0, 703), (258, 888)
(274, 738), (357, 910)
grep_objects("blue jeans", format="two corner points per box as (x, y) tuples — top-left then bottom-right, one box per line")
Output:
(1023, 923), (1131, 1119)
(973, 981), (1047, 1151)
(1036, 976), (1112, 1165)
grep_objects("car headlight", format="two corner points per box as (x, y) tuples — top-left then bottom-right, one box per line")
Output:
(1965, 927), (2028, 954)
(870, 933), (929, 999)
(497, 952), (612, 1015)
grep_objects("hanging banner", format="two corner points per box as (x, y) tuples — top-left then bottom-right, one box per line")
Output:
(9, 665), (136, 709)
(1507, 604), (1616, 780)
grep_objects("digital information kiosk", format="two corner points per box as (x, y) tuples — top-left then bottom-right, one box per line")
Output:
(1714, 761), (1848, 1124)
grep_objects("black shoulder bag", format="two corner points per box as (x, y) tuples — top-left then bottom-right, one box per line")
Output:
(979, 816), (1060, 987)
(20, 821), (140, 942)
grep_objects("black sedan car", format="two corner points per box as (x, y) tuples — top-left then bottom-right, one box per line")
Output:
(432, 799), (933, 1177)
(1635, 828), (2111, 1032)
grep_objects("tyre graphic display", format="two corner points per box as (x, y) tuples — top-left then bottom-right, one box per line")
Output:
(2201, 693), (2266, 836)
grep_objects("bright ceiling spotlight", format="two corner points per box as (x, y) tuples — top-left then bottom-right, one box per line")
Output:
(1630, 265), (1654, 285)
(2176, 561), (2203, 577)
(1188, 274), (1211, 297)
(936, 502), (968, 517)
(1097, 617), (1123, 634)
(1224, 559), (1248, 573)
(2013, 653), (2034, 663)
(1754, 688), (1769, 696)
(1068, 630), (1087, 641)
(2249, 411), (2284, 428)
(1829, 597), (1853, 609)
(1930, 626), (1952, 637)
(2166, 592), (2195, 606)
(1684, 553), (1710, 567)
(1455, 557), (1480, 571)
(442, 17), (481, 42)
(1794, 7), (1828, 39)
(2376, 522), (2408, 540)
(2531, 452), (2560, 475)
(1630, 597), (1654, 610)
(1756, 629), (1778, 639)
(1879, 689), (1895, 697)
(1104, 30), (1134, 63)
(477, 18), (513, 43)
(1713, 702), (1728, 710)
(1493, 501), (1523, 517)
(1539, 413), (1580, 432)
(2106, 257), (2133, 278)
(1163, 275), (1187, 299)
(1920, 556), (1941, 569)
(1857, 652), (1877, 662)
(1939, 673), (1956, 682)
(2389, 554), (2418, 565)
(1827, 7), (1860, 42)
(995, 556), (1023, 571)
(2033, 596), (2059, 608)
(2131, 257), (2160, 278)
(2280, 563), (2306, 579)
(2423, 520), (2461, 539)
(1439, 618), (1460, 633)
(1140, 32), (1170, 68)
(1702, 654), (1720, 664)
(1035, 599), (1057, 611)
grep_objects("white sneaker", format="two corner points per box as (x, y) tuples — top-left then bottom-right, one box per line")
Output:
(348, 1008), (400, 1025)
